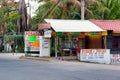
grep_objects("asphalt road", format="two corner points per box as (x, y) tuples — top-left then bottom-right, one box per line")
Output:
(0, 56), (120, 80)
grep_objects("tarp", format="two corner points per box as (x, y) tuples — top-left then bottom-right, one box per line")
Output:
(45, 19), (104, 32)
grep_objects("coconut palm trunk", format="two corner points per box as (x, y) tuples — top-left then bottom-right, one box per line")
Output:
(81, 0), (85, 20)
(17, 0), (27, 32)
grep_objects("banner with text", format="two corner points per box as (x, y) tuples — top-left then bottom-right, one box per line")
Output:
(80, 49), (110, 64)
(110, 54), (120, 64)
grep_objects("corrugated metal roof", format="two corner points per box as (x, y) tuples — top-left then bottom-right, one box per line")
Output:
(91, 20), (120, 32)
(45, 19), (104, 32)
(38, 23), (51, 30)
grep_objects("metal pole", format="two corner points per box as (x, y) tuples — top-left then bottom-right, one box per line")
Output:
(81, 0), (85, 20)
(55, 37), (58, 58)
(15, 33), (18, 53)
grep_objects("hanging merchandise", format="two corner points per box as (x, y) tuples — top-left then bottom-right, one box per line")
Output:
(85, 32), (91, 36)
(84, 32), (103, 36)
(68, 32), (73, 36)
(57, 32), (62, 37)
(96, 32), (102, 35)
(102, 31), (107, 36)
(80, 32), (85, 35)
(63, 32), (68, 35)
(78, 32), (85, 38)
(91, 32), (96, 36)
(73, 32), (80, 36)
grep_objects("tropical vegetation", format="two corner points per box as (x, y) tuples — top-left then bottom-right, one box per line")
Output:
(0, 0), (26, 53)
(0, 0), (120, 52)
(29, 0), (120, 30)
(0, 0), (20, 34)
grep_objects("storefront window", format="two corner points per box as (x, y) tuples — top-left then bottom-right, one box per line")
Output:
(61, 36), (77, 49)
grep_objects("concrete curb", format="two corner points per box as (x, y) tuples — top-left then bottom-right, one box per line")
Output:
(0, 53), (25, 59)
(19, 56), (52, 62)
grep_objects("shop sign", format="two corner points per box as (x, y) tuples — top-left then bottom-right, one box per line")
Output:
(44, 30), (52, 38)
(25, 31), (40, 36)
(39, 36), (50, 57)
(24, 31), (40, 52)
(110, 54), (120, 64)
(80, 49), (110, 64)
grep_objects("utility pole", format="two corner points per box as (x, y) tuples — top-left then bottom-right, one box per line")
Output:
(81, 0), (85, 20)
(27, 0), (31, 31)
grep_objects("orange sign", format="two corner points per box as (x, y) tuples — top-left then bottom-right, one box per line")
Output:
(31, 42), (40, 47)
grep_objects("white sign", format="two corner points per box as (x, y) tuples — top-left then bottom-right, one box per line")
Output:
(39, 36), (43, 57)
(111, 54), (120, 64)
(80, 49), (110, 64)
(44, 30), (52, 38)
(39, 36), (50, 57)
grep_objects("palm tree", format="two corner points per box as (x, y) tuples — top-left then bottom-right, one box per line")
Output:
(29, 0), (103, 30)
(35, 0), (101, 22)
(102, 0), (120, 19)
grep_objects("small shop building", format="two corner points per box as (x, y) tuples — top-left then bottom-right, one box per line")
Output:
(91, 20), (120, 64)
(91, 20), (120, 54)
(37, 19), (120, 64)
(44, 19), (105, 59)
(24, 23), (51, 57)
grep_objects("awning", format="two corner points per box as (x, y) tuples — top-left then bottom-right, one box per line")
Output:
(45, 19), (104, 32)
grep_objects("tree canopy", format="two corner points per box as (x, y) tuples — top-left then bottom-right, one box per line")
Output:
(0, 0), (20, 34)
(30, 0), (102, 30)
(1, 0), (120, 31)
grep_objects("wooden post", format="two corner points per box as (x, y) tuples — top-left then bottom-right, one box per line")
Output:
(104, 36), (107, 49)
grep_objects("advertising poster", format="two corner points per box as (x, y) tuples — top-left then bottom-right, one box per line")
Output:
(24, 31), (40, 52)
(80, 49), (110, 64)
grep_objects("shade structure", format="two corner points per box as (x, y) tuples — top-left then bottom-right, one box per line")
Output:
(45, 19), (104, 32)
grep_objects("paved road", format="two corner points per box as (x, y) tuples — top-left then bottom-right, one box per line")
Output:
(0, 56), (120, 80)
